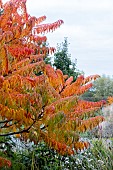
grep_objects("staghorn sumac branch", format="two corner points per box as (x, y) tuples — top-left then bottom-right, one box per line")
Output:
(0, 120), (36, 137)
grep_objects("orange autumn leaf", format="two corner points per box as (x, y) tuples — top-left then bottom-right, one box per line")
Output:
(107, 96), (113, 105)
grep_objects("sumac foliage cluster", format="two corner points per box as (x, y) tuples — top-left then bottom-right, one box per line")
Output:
(0, 0), (109, 168)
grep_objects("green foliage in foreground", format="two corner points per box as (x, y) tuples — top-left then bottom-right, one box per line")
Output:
(1, 138), (113, 170)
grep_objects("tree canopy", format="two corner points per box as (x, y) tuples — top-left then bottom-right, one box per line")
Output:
(53, 37), (81, 81)
(82, 75), (113, 101)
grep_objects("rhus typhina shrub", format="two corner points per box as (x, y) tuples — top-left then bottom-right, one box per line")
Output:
(0, 0), (108, 168)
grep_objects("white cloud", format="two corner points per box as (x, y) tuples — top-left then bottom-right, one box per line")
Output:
(26, 0), (113, 12)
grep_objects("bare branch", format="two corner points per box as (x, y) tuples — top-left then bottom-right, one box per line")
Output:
(0, 120), (19, 129)
(0, 119), (13, 124)
(0, 120), (36, 137)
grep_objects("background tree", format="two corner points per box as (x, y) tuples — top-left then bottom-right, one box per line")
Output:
(82, 75), (113, 101)
(93, 75), (113, 100)
(53, 37), (81, 81)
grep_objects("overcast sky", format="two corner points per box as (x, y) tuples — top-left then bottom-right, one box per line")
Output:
(3, 0), (113, 77)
